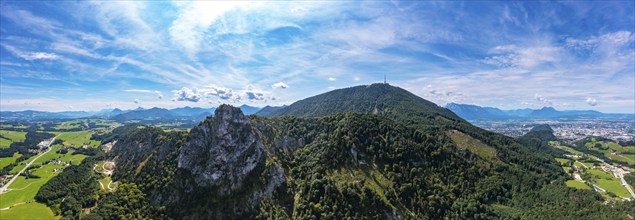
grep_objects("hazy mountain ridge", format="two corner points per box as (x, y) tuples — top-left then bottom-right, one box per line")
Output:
(446, 103), (634, 120)
(0, 105), (261, 122)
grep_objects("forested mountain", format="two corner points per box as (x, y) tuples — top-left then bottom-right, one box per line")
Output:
(37, 84), (633, 219)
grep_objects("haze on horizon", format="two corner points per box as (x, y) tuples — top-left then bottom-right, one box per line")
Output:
(0, 1), (633, 113)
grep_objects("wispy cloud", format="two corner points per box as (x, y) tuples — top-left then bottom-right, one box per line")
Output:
(0, 1), (633, 113)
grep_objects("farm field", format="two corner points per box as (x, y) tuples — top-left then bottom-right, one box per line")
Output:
(584, 138), (635, 165)
(565, 180), (591, 190)
(595, 179), (631, 198)
(10, 154), (39, 174)
(0, 163), (64, 208)
(0, 202), (58, 220)
(0, 152), (22, 169)
(0, 130), (26, 149)
(56, 131), (100, 148)
(32, 145), (88, 166)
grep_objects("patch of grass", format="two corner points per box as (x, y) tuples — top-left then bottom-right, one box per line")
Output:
(555, 158), (570, 166)
(0, 130), (26, 149)
(573, 161), (589, 169)
(447, 130), (497, 161)
(565, 180), (591, 190)
(595, 179), (631, 198)
(0, 163), (64, 208)
(0, 202), (58, 220)
(330, 166), (394, 207)
(0, 152), (22, 169)
(99, 175), (112, 191)
(56, 131), (100, 148)
(587, 169), (614, 179)
(554, 145), (584, 155)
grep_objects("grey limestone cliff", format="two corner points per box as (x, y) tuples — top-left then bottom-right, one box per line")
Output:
(178, 104), (265, 194)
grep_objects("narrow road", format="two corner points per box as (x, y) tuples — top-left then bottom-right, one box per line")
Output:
(0, 137), (56, 194)
(617, 172), (635, 199)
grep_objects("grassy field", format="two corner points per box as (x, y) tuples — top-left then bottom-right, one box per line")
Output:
(587, 169), (614, 179)
(595, 179), (631, 198)
(0, 152), (22, 169)
(10, 153), (40, 174)
(53, 120), (82, 130)
(447, 130), (497, 161)
(56, 131), (100, 148)
(31, 145), (88, 166)
(554, 144), (584, 155)
(584, 139), (635, 165)
(565, 180), (591, 190)
(0, 202), (58, 220)
(0, 163), (64, 208)
(0, 130), (26, 149)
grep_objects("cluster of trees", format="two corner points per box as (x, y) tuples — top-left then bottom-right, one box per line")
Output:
(35, 156), (102, 218)
(84, 183), (165, 220)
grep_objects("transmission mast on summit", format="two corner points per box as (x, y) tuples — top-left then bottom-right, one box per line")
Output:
(384, 74), (387, 84)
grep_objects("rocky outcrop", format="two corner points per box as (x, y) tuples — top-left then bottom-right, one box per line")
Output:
(178, 104), (266, 195)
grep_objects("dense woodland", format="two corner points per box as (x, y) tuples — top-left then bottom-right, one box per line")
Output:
(36, 156), (102, 218)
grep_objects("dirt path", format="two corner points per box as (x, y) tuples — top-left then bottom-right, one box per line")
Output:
(0, 137), (56, 194)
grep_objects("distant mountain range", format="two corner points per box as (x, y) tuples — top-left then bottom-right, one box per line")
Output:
(445, 103), (634, 120)
(0, 105), (263, 122)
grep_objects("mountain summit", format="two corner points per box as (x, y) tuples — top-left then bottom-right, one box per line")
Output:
(265, 83), (464, 128)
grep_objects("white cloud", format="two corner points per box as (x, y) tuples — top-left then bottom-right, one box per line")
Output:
(272, 82), (289, 89)
(484, 45), (562, 68)
(172, 87), (203, 102)
(534, 93), (553, 106)
(353, 76), (361, 81)
(203, 85), (237, 101)
(586, 97), (597, 106)
(328, 77), (337, 81)
(68, 105), (73, 109)
(171, 85), (276, 103)
(124, 89), (163, 100)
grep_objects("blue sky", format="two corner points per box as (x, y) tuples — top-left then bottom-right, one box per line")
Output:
(1, 1), (634, 113)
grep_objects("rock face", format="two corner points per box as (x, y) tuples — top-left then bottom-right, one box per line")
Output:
(178, 104), (265, 194)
